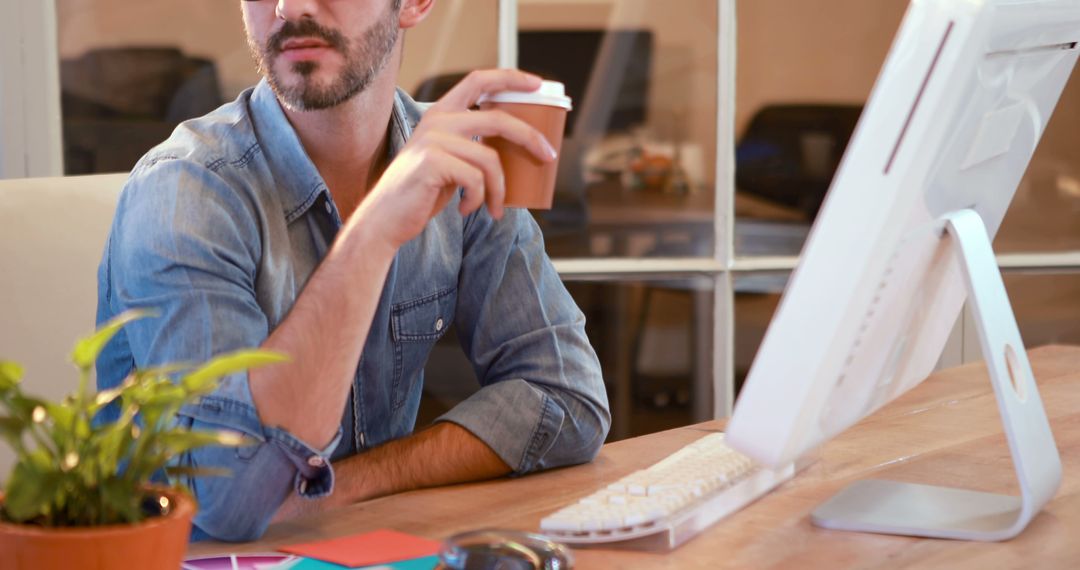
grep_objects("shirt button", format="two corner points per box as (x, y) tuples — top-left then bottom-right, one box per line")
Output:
(435, 318), (444, 332)
(324, 200), (333, 214)
(299, 479), (309, 494)
(307, 455), (326, 468)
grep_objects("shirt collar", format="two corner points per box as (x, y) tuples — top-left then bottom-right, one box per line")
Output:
(247, 78), (420, 222)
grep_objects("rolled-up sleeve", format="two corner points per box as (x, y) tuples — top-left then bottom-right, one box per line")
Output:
(101, 159), (335, 542)
(438, 207), (611, 474)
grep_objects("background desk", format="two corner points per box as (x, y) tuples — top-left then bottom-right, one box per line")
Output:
(188, 345), (1080, 569)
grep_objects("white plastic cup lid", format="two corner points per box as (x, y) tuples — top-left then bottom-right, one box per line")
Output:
(477, 80), (573, 110)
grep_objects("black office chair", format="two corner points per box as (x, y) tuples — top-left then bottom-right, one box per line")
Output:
(412, 72), (469, 104)
(60, 47), (225, 174)
(735, 104), (863, 221)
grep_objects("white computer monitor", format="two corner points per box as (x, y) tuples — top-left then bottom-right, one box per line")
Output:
(727, 0), (1080, 541)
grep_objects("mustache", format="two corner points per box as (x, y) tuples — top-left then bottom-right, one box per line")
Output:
(268, 18), (347, 54)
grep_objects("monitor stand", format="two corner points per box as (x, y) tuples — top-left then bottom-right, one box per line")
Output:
(810, 208), (1062, 541)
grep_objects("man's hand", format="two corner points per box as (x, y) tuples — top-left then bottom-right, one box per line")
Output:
(353, 69), (559, 251)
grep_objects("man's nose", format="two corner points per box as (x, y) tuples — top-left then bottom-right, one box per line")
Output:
(275, 0), (321, 21)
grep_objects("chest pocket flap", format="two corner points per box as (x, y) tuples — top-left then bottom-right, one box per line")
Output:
(391, 287), (456, 342)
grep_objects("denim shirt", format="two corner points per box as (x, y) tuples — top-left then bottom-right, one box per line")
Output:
(95, 79), (610, 542)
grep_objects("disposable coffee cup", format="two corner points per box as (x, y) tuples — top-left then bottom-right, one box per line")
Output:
(477, 80), (572, 209)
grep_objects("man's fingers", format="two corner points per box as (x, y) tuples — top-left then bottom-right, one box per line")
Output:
(433, 69), (542, 112)
(408, 67), (557, 221)
(433, 151), (486, 217)
(427, 110), (557, 164)
(429, 133), (507, 220)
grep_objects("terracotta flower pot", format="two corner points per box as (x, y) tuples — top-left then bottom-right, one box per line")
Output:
(0, 487), (196, 570)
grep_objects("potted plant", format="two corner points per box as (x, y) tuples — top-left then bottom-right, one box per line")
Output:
(0, 310), (287, 569)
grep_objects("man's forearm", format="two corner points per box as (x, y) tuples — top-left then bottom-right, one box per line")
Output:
(273, 422), (511, 522)
(348, 422), (512, 497)
(250, 209), (398, 449)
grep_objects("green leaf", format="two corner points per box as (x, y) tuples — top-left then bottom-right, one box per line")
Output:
(3, 460), (62, 522)
(156, 430), (248, 455)
(141, 383), (188, 408)
(99, 477), (142, 524)
(74, 415), (91, 441)
(26, 448), (55, 471)
(70, 310), (155, 370)
(95, 408), (137, 470)
(44, 403), (76, 434)
(181, 350), (289, 394)
(133, 363), (195, 381)
(6, 395), (49, 423)
(122, 380), (155, 406)
(125, 429), (248, 484)
(0, 416), (25, 446)
(40, 402), (88, 460)
(89, 387), (124, 413)
(0, 361), (23, 392)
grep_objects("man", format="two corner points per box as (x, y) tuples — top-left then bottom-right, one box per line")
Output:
(95, 0), (610, 542)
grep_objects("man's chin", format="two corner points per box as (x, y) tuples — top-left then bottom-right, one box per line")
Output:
(273, 70), (329, 96)
(270, 78), (349, 112)
(265, 57), (371, 111)
(275, 60), (320, 81)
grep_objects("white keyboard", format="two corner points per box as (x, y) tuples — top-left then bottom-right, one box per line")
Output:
(540, 432), (795, 549)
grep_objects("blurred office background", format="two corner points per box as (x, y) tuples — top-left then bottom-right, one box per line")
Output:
(4, 0), (1079, 443)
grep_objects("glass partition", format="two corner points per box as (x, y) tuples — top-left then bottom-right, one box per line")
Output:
(732, 272), (784, 395)
(515, 0), (719, 259)
(733, 0), (907, 257)
(1005, 272), (1080, 346)
(735, 0), (1080, 260)
(733, 0), (1080, 384)
(996, 72), (1080, 253)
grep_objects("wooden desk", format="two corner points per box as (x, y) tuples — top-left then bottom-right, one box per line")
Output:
(188, 345), (1080, 568)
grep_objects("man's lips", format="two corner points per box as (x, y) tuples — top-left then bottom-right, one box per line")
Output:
(277, 37), (335, 62)
(281, 38), (331, 51)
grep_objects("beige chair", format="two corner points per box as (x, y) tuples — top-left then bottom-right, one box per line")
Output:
(0, 173), (127, 478)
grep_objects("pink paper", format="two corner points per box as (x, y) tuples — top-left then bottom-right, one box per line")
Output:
(279, 528), (442, 567)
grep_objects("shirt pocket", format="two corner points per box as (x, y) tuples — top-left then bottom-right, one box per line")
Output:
(390, 287), (457, 410)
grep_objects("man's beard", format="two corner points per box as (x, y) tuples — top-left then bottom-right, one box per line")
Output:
(248, 6), (399, 111)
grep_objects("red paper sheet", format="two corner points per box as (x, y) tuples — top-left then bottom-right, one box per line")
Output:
(279, 529), (442, 567)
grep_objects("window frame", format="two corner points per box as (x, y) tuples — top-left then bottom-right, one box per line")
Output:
(0, 0), (63, 179)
